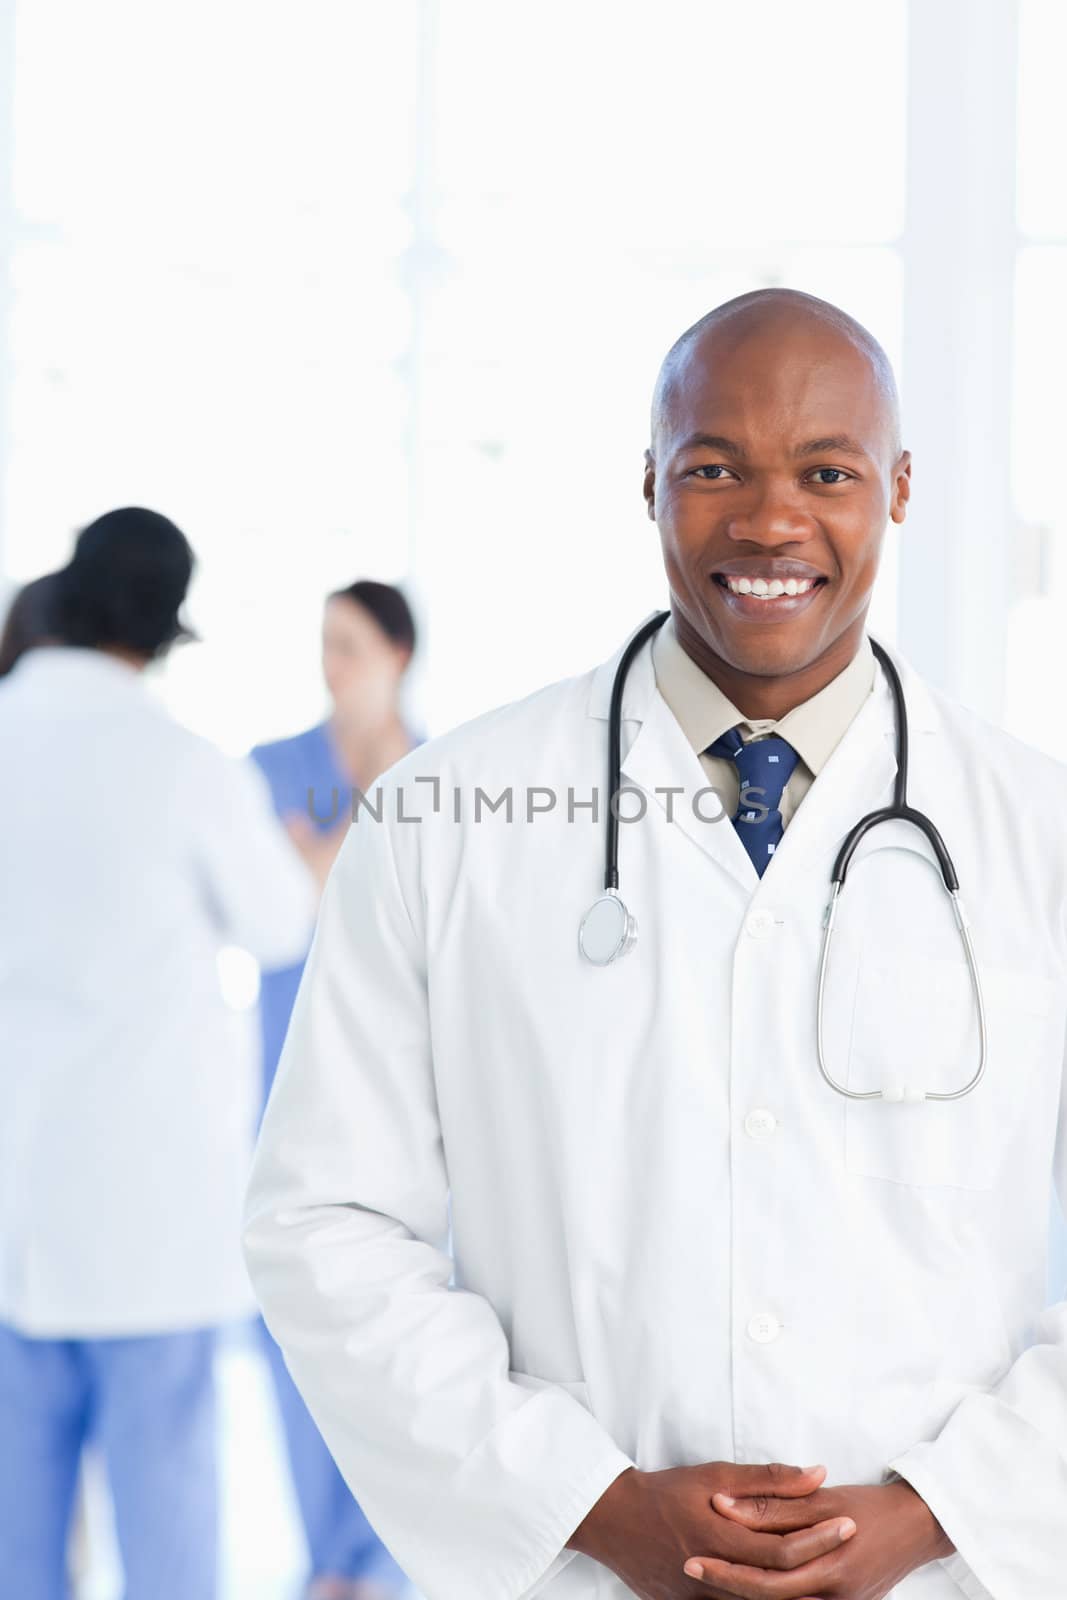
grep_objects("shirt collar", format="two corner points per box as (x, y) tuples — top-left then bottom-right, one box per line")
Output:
(6, 644), (152, 696)
(652, 615), (877, 776)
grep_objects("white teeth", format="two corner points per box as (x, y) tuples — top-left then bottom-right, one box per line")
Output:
(723, 574), (819, 598)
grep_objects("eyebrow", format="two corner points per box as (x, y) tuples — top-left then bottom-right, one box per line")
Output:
(793, 435), (870, 460)
(674, 433), (748, 458)
(673, 431), (871, 462)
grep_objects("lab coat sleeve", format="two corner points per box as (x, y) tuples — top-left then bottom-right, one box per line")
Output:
(194, 750), (317, 968)
(887, 1036), (1067, 1600)
(242, 809), (634, 1600)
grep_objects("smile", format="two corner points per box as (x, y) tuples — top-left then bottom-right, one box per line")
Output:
(721, 575), (817, 597)
(711, 569), (828, 617)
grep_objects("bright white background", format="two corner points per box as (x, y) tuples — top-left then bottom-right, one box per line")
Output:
(2, 1), (1063, 752)
(0, 3), (1064, 1596)
(1, 0), (911, 750)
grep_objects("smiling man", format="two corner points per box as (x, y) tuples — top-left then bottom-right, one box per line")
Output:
(245, 290), (1067, 1600)
(650, 291), (902, 711)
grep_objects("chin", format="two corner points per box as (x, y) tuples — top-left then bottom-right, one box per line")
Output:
(714, 628), (824, 678)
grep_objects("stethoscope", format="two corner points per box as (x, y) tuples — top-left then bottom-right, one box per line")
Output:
(577, 609), (988, 1103)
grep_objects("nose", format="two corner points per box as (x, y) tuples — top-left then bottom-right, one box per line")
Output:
(724, 479), (812, 547)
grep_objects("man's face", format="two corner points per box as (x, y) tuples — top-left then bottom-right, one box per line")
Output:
(644, 322), (910, 678)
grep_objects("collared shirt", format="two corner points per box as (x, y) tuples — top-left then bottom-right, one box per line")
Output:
(652, 616), (876, 826)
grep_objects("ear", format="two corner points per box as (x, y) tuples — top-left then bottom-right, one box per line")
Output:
(889, 450), (911, 525)
(643, 448), (657, 522)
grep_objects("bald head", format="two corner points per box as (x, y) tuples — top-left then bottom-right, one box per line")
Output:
(650, 288), (901, 462)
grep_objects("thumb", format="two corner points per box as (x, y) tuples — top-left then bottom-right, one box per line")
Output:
(719, 1462), (827, 1498)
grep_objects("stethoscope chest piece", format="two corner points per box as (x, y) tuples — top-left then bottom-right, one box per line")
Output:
(578, 890), (637, 966)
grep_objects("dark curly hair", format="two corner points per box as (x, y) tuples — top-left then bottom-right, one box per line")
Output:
(0, 572), (60, 677)
(53, 507), (196, 658)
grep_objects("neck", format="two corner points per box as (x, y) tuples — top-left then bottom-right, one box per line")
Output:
(330, 710), (411, 786)
(673, 609), (867, 721)
(99, 645), (151, 673)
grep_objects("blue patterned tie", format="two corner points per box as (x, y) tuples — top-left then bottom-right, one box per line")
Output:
(704, 727), (800, 877)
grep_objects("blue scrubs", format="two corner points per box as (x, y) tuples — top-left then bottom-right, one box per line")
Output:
(0, 1323), (216, 1600)
(251, 722), (405, 1590)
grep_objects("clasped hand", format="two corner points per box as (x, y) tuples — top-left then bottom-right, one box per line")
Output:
(568, 1459), (953, 1599)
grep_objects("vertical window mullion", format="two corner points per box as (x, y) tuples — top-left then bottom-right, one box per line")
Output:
(898, 0), (1021, 719)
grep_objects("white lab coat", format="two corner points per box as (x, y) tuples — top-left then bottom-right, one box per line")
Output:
(244, 621), (1067, 1600)
(0, 647), (315, 1336)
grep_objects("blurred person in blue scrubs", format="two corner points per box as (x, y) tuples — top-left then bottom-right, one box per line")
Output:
(0, 509), (316, 1600)
(251, 579), (417, 1600)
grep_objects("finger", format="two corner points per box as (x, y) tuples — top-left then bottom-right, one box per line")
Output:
(682, 1586), (756, 1600)
(687, 1588), (781, 1600)
(732, 1513), (854, 1572)
(723, 1463), (827, 1500)
(683, 1551), (839, 1599)
(712, 1491), (836, 1531)
(779, 1517), (854, 1568)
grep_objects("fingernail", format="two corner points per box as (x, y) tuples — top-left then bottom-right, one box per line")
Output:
(684, 1561), (704, 1579)
(715, 1493), (736, 1507)
(802, 1463), (825, 1473)
(839, 1519), (856, 1540)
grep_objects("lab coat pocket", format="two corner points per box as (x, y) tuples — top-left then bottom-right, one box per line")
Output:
(843, 956), (1056, 1190)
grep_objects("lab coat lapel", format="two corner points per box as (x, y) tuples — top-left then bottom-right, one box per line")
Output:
(587, 619), (759, 893)
(623, 692), (760, 891)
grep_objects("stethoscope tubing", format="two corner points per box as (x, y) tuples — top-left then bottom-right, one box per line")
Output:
(604, 611), (671, 892)
(591, 612), (988, 1102)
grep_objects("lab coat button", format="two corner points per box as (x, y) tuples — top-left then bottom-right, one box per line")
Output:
(747, 1312), (781, 1343)
(744, 1108), (778, 1140)
(745, 909), (777, 939)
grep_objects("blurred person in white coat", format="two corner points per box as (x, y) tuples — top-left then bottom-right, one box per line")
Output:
(245, 293), (1067, 1600)
(0, 509), (316, 1600)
